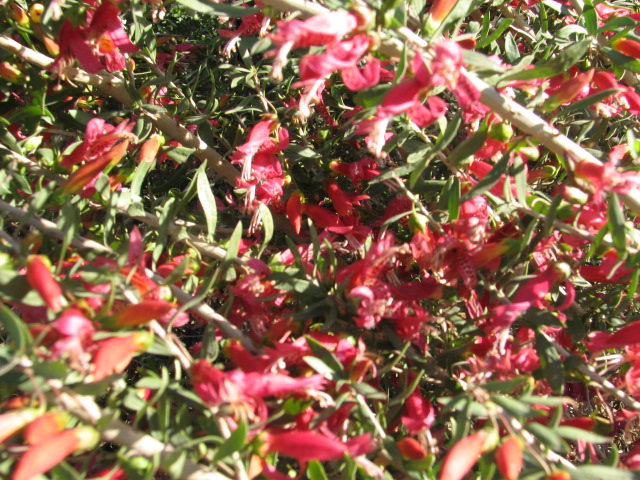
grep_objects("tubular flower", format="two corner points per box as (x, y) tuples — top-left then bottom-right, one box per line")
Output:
(92, 332), (153, 381)
(439, 430), (493, 480)
(495, 437), (523, 480)
(110, 300), (178, 328)
(25, 255), (63, 312)
(397, 437), (427, 460)
(0, 409), (40, 444)
(23, 412), (68, 445)
(425, 0), (460, 33)
(13, 427), (99, 480)
(261, 431), (373, 463)
(611, 38), (640, 59)
(51, 0), (138, 75)
(267, 11), (360, 80)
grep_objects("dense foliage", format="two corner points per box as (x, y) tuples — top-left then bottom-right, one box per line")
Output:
(1, 0), (640, 479)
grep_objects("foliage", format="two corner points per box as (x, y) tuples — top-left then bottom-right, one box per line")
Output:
(1, 0), (640, 479)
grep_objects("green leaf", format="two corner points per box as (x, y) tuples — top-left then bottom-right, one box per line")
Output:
(608, 193), (627, 253)
(305, 335), (346, 376)
(303, 356), (341, 381)
(354, 84), (391, 108)
(175, 0), (258, 16)
(446, 177), (461, 221)
(499, 39), (591, 83)
(462, 149), (510, 201)
(525, 422), (565, 451)
(559, 88), (620, 115)
(491, 394), (538, 417)
(257, 202), (273, 256)
(213, 420), (247, 462)
(196, 163), (217, 241)
(535, 333), (564, 393)
(435, 111), (462, 150)
(307, 461), (329, 480)
(130, 156), (156, 198)
(575, 465), (636, 480)
(0, 304), (32, 352)
(554, 426), (611, 444)
(448, 124), (488, 168)
(476, 19), (514, 48)
(582, 0), (597, 35)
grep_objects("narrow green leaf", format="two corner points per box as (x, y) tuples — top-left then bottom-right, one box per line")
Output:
(447, 177), (461, 221)
(213, 420), (247, 462)
(491, 394), (537, 417)
(476, 19), (514, 48)
(305, 335), (346, 376)
(554, 426), (611, 444)
(196, 163), (217, 241)
(175, 0), (258, 16)
(525, 422), (565, 451)
(499, 39), (591, 83)
(130, 157), (155, 198)
(559, 88), (620, 115)
(535, 333), (564, 393)
(582, 0), (597, 35)
(608, 193), (627, 253)
(462, 149), (510, 201)
(0, 304), (32, 352)
(307, 461), (329, 480)
(448, 124), (488, 168)
(257, 202), (273, 256)
(303, 356), (340, 380)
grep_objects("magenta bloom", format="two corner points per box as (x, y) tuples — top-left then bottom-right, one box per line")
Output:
(51, 0), (137, 75)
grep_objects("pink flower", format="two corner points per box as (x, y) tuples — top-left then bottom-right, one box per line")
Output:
(51, 1), (137, 75)
(401, 391), (435, 433)
(268, 11), (360, 79)
(261, 431), (373, 463)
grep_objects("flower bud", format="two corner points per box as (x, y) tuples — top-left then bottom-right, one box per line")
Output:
(26, 255), (63, 312)
(29, 3), (44, 23)
(495, 437), (523, 480)
(397, 437), (427, 460)
(137, 134), (164, 163)
(612, 38), (640, 59)
(0, 62), (23, 83)
(9, 3), (30, 27)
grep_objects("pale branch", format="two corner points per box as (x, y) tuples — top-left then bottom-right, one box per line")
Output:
(147, 269), (258, 353)
(0, 35), (239, 185)
(0, 199), (258, 353)
(0, 198), (114, 254)
(540, 332), (640, 412)
(53, 388), (233, 480)
(258, 0), (640, 214)
(5, 134), (247, 266)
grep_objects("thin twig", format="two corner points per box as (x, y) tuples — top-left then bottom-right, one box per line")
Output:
(52, 387), (233, 480)
(0, 35), (239, 185)
(0, 199), (258, 353)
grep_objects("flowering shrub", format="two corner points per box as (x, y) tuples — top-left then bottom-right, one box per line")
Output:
(1, 0), (640, 479)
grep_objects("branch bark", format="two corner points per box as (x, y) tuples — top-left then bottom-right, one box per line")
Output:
(0, 35), (239, 185)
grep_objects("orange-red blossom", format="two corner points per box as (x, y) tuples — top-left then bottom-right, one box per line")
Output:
(13, 426), (99, 480)
(439, 430), (494, 480)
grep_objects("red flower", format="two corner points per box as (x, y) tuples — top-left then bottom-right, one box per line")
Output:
(495, 437), (523, 480)
(25, 255), (63, 312)
(268, 11), (359, 79)
(52, 1), (137, 75)
(401, 391), (435, 434)
(13, 427), (99, 480)
(439, 430), (493, 480)
(397, 437), (427, 460)
(261, 431), (373, 463)
(92, 332), (153, 381)
(0, 409), (40, 444)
